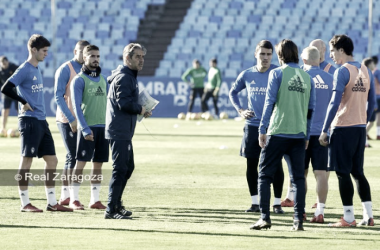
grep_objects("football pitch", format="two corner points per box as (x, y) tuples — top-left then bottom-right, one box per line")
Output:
(0, 117), (379, 250)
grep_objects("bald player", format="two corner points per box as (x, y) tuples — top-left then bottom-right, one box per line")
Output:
(282, 39), (337, 208)
(310, 39), (336, 75)
(286, 46), (333, 223)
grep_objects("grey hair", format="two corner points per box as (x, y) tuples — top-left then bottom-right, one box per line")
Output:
(123, 43), (146, 63)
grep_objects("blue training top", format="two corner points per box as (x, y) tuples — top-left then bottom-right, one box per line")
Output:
(322, 61), (376, 132)
(305, 66), (333, 136)
(259, 63), (316, 139)
(7, 61), (46, 120)
(54, 59), (82, 123)
(229, 64), (278, 127)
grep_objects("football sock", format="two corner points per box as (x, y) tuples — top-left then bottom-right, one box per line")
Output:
(45, 187), (57, 206)
(286, 187), (295, 201)
(362, 201), (373, 220)
(60, 186), (70, 200)
(315, 203), (325, 216)
(273, 197), (281, 206)
(343, 205), (355, 223)
(71, 182), (81, 201)
(251, 195), (258, 205)
(90, 183), (101, 204)
(19, 189), (30, 207)
(377, 127), (380, 136)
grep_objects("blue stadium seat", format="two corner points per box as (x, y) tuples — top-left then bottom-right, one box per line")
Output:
(229, 1), (243, 10)
(227, 30), (241, 38)
(209, 16), (222, 24)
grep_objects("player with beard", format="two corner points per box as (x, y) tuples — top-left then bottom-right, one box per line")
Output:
(70, 45), (109, 210)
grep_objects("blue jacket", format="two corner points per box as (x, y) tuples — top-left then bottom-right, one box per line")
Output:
(105, 65), (142, 140)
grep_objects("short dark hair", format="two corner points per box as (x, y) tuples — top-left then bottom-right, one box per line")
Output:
(0, 56), (8, 62)
(276, 39), (299, 64)
(28, 34), (51, 51)
(255, 40), (273, 54)
(329, 35), (354, 56)
(193, 59), (200, 64)
(372, 55), (378, 65)
(76, 40), (90, 47)
(210, 58), (217, 64)
(362, 57), (374, 68)
(83, 45), (99, 55)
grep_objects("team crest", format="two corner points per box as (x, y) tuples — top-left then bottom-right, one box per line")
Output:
(69, 132), (74, 138)
(128, 144), (131, 151)
(31, 147), (35, 154)
(82, 150), (86, 156)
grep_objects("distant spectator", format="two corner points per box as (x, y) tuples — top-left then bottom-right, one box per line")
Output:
(181, 59), (207, 113)
(201, 58), (222, 117)
(0, 56), (19, 130)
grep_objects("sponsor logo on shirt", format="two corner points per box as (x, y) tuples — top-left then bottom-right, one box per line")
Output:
(313, 75), (329, 89)
(31, 83), (43, 93)
(88, 86), (105, 96)
(249, 86), (267, 95)
(193, 72), (206, 78)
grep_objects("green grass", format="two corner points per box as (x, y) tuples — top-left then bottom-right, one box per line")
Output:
(0, 117), (379, 250)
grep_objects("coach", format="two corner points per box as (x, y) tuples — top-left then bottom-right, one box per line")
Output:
(104, 43), (152, 219)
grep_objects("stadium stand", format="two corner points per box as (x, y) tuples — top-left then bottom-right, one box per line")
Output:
(156, 0), (380, 77)
(0, 0), (379, 78)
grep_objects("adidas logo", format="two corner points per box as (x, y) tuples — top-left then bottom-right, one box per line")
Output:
(92, 187), (97, 190)
(346, 209), (352, 213)
(33, 76), (37, 80)
(313, 75), (328, 89)
(63, 188), (67, 191)
(352, 76), (366, 92)
(21, 193), (25, 196)
(288, 75), (305, 93)
(48, 191), (54, 195)
(95, 86), (105, 96)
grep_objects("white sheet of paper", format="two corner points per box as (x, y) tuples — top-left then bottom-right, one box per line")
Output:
(137, 88), (159, 122)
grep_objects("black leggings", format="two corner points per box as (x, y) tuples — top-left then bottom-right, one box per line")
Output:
(336, 171), (371, 206)
(201, 89), (219, 115)
(188, 88), (204, 112)
(247, 157), (284, 198)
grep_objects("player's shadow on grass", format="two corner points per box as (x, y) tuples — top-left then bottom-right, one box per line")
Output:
(1, 224), (377, 239)
(134, 207), (252, 215)
(0, 197), (45, 201)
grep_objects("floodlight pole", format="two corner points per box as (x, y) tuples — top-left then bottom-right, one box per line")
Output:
(51, 0), (57, 73)
(368, 0), (373, 57)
